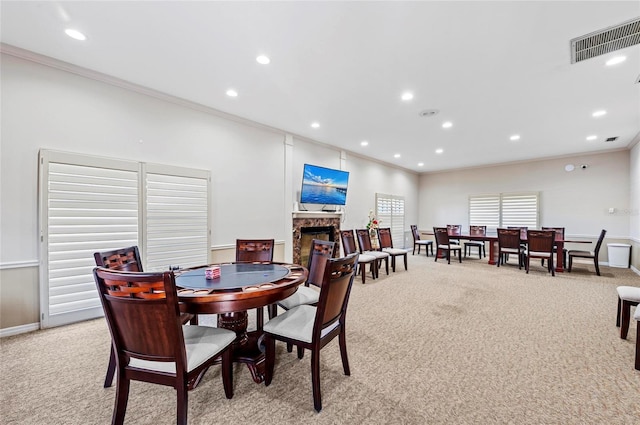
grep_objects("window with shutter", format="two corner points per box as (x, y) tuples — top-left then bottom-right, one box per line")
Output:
(376, 194), (405, 248)
(469, 192), (539, 229)
(39, 150), (210, 328)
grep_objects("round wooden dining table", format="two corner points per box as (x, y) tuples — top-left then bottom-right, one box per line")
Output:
(175, 262), (308, 383)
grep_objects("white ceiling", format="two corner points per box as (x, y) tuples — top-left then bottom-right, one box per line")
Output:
(2, 1), (639, 173)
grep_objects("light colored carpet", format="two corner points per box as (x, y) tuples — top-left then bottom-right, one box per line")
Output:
(1, 255), (639, 424)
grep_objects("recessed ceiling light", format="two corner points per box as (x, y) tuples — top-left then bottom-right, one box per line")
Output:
(418, 162), (424, 167)
(565, 164), (575, 172)
(401, 92), (414, 101)
(606, 56), (626, 66)
(256, 55), (270, 65)
(360, 141), (369, 147)
(419, 109), (439, 117)
(509, 134), (521, 141)
(442, 121), (453, 129)
(65, 28), (87, 41)
(586, 135), (597, 141)
(311, 122), (320, 128)
(435, 148), (443, 154)
(592, 110), (607, 117)
(394, 153), (401, 158)
(226, 89), (238, 97)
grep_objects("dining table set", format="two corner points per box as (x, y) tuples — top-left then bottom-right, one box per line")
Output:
(433, 227), (592, 273)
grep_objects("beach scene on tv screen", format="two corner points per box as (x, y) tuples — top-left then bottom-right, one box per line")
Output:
(300, 165), (349, 205)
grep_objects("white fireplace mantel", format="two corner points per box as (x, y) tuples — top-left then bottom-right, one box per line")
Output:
(292, 211), (343, 219)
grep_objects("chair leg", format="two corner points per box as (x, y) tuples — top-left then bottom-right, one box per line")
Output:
(287, 342), (293, 353)
(176, 379), (188, 425)
(403, 254), (408, 271)
(568, 255), (573, 272)
(297, 345), (305, 359)
(616, 297), (621, 327)
(621, 300), (631, 339)
(636, 326), (640, 371)
(594, 257), (601, 276)
(113, 372), (130, 425)
(222, 347), (234, 399)
(458, 249), (462, 263)
(525, 255), (530, 273)
(311, 349), (322, 412)
(339, 329), (351, 376)
(104, 345), (116, 388)
(264, 336), (276, 386)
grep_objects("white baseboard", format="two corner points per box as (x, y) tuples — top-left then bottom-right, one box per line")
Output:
(0, 322), (39, 338)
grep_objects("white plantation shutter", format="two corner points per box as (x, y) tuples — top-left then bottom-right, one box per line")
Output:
(144, 165), (210, 270)
(39, 150), (211, 329)
(469, 192), (539, 229)
(376, 194), (405, 248)
(501, 192), (539, 228)
(469, 195), (500, 230)
(39, 151), (139, 328)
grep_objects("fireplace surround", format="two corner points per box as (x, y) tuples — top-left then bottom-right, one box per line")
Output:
(292, 212), (342, 266)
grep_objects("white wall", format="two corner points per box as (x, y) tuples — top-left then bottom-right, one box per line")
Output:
(418, 151), (631, 239)
(0, 53), (419, 330)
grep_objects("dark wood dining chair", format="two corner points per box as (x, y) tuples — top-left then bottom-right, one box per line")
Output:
(340, 229), (376, 283)
(497, 228), (524, 269)
(433, 227), (462, 264)
(263, 253), (358, 412)
(542, 226), (566, 268)
(236, 239), (275, 262)
(94, 246), (194, 388)
(616, 286), (640, 340)
(567, 229), (607, 276)
(446, 224), (462, 252)
(271, 239), (335, 318)
(464, 225), (486, 259)
(410, 224), (434, 256)
(525, 230), (555, 276)
(356, 229), (390, 276)
(236, 238), (275, 330)
(93, 267), (236, 425)
(377, 227), (408, 271)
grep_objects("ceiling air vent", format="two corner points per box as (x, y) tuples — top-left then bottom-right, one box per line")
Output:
(570, 17), (640, 63)
(605, 137), (618, 142)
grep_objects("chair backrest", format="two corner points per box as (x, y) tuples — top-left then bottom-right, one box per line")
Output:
(542, 227), (565, 240)
(235, 239), (275, 262)
(313, 253), (358, 339)
(507, 226), (528, 239)
(93, 267), (186, 371)
(497, 228), (522, 250)
(527, 230), (555, 253)
(340, 230), (358, 256)
(469, 225), (486, 236)
(355, 229), (374, 252)
(94, 246), (143, 272)
(307, 239), (336, 288)
(594, 229), (607, 255)
(447, 224), (462, 236)
(410, 225), (421, 242)
(377, 227), (394, 249)
(433, 227), (451, 246)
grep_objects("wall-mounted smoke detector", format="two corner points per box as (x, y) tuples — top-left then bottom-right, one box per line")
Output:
(605, 136), (618, 142)
(419, 109), (439, 117)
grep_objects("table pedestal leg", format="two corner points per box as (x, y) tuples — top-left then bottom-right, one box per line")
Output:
(488, 240), (499, 265)
(217, 311), (265, 383)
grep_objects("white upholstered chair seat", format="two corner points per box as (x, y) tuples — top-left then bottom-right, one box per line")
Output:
(528, 250), (552, 258)
(264, 304), (339, 344)
(382, 247), (409, 256)
(129, 325), (236, 374)
(278, 285), (319, 310)
(364, 250), (389, 260)
(617, 286), (640, 302)
(438, 243), (461, 250)
(357, 253), (376, 263)
(500, 247), (521, 254)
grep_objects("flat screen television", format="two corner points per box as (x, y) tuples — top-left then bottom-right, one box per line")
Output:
(300, 164), (349, 206)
